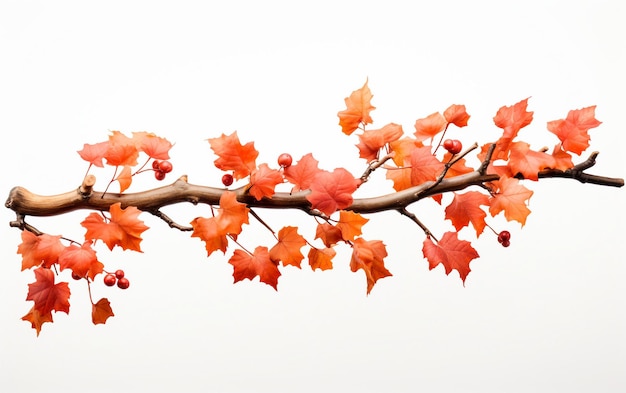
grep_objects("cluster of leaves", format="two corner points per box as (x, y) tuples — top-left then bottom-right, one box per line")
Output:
(15, 80), (602, 335)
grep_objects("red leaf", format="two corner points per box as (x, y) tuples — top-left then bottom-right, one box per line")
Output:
(315, 222), (344, 248)
(92, 298), (114, 325)
(77, 141), (109, 167)
(133, 132), (173, 160)
(115, 165), (133, 193)
(248, 163), (284, 201)
(306, 168), (361, 216)
(508, 142), (556, 181)
(26, 267), (71, 315)
(208, 131), (259, 180)
(410, 146), (445, 186)
(216, 190), (250, 235)
(283, 153), (320, 192)
(190, 216), (229, 256)
(547, 106), (601, 155)
(388, 137), (423, 166)
(443, 104), (470, 127)
(105, 131), (140, 167)
(551, 144), (574, 170)
(81, 203), (149, 251)
(488, 176), (534, 226)
(356, 123), (403, 162)
(422, 232), (479, 284)
(229, 247), (281, 290)
(444, 191), (490, 237)
(350, 238), (391, 294)
(17, 231), (66, 270)
(337, 79), (376, 135)
(269, 226), (307, 268)
(58, 241), (104, 280)
(493, 98), (534, 140)
(22, 306), (53, 336)
(308, 247), (335, 271)
(414, 112), (447, 142)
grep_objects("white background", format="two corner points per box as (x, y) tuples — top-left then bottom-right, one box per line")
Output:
(1, 1), (624, 392)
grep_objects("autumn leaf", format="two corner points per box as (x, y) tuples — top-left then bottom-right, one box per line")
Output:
(17, 231), (66, 270)
(58, 241), (104, 280)
(208, 131), (259, 180)
(442, 153), (474, 178)
(190, 216), (229, 256)
(216, 190), (250, 235)
(315, 222), (344, 248)
(388, 137), (423, 166)
(350, 238), (391, 294)
(92, 298), (114, 325)
(26, 267), (71, 315)
(336, 210), (369, 241)
(116, 165), (133, 193)
(105, 131), (139, 167)
(488, 176), (534, 226)
(422, 232), (479, 284)
(493, 98), (533, 140)
(308, 247), (335, 271)
(82, 202), (149, 251)
(386, 166), (413, 191)
(306, 168), (361, 216)
(551, 143), (574, 170)
(508, 141), (556, 181)
(547, 106), (601, 155)
(248, 163), (284, 201)
(269, 226), (307, 268)
(444, 191), (490, 237)
(229, 247), (281, 290)
(22, 306), (53, 336)
(410, 146), (445, 186)
(338, 79), (376, 135)
(133, 132), (173, 160)
(77, 141), (109, 167)
(283, 153), (321, 192)
(443, 104), (470, 127)
(414, 112), (447, 142)
(356, 123), (403, 162)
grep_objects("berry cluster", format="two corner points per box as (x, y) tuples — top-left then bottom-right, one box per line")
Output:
(152, 160), (173, 180)
(103, 269), (130, 289)
(497, 231), (511, 247)
(443, 139), (463, 155)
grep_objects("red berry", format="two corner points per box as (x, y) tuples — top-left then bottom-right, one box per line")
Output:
(152, 160), (161, 170)
(154, 170), (166, 181)
(443, 139), (455, 151)
(117, 277), (130, 289)
(71, 272), (83, 280)
(501, 239), (511, 248)
(498, 230), (511, 243)
(104, 273), (116, 286)
(222, 173), (234, 186)
(158, 160), (173, 173)
(115, 269), (125, 279)
(277, 153), (293, 168)
(444, 139), (462, 155)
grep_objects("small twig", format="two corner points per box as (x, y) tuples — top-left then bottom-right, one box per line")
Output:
(397, 207), (438, 243)
(149, 209), (193, 231)
(249, 208), (276, 236)
(360, 154), (395, 184)
(478, 143), (497, 175)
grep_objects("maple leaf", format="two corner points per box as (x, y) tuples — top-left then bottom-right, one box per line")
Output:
(356, 123), (403, 162)
(388, 137), (423, 166)
(493, 98), (534, 140)
(315, 222), (344, 247)
(385, 166), (413, 191)
(190, 216), (229, 256)
(26, 267), (71, 315)
(551, 143), (574, 170)
(306, 168), (361, 216)
(547, 106), (601, 155)
(336, 210), (369, 242)
(410, 146), (445, 186)
(414, 112), (447, 142)
(283, 153), (320, 192)
(337, 79), (376, 135)
(248, 163), (283, 201)
(445, 191), (490, 237)
(22, 306), (53, 336)
(58, 241), (104, 280)
(308, 247), (335, 271)
(269, 226), (307, 268)
(105, 131), (139, 167)
(82, 202), (149, 251)
(92, 298), (114, 325)
(17, 231), (66, 270)
(422, 232), (479, 284)
(350, 238), (391, 294)
(229, 247), (281, 290)
(133, 131), (173, 160)
(443, 104), (470, 127)
(77, 141), (109, 167)
(116, 165), (133, 193)
(216, 191), (249, 235)
(208, 131), (259, 180)
(488, 176), (534, 226)
(508, 142), (556, 181)
(442, 153), (474, 178)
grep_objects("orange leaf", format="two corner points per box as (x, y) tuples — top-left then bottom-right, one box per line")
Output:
(356, 123), (403, 162)
(116, 165), (133, 193)
(26, 267), (71, 315)
(208, 131), (259, 180)
(92, 298), (114, 325)
(82, 203), (149, 251)
(105, 131), (139, 167)
(17, 231), (66, 270)
(443, 104), (470, 127)
(269, 226), (307, 268)
(388, 137), (423, 166)
(350, 238), (391, 294)
(336, 210), (369, 242)
(58, 241), (104, 280)
(248, 163), (283, 201)
(190, 216), (228, 256)
(133, 132), (173, 160)
(77, 141), (109, 167)
(283, 153), (320, 192)
(216, 190), (250, 235)
(337, 79), (376, 135)
(414, 112), (447, 142)
(547, 106), (601, 155)
(410, 146), (445, 186)
(22, 306), (53, 336)
(445, 191), (490, 237)
(488, 176), (534, 226)
(493, 98), (534, 140)
(385, 166), (413, 191)
(422, 232), (479, 284)
(315, 222), (343, 248)
(306, 168), (361, 216)
(229, 247), (281, 290)
(442, 153), (474, 178)
(308, 247), (335, 271)
(551, 143), (574, 170)
(508, 142), (556, 181)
